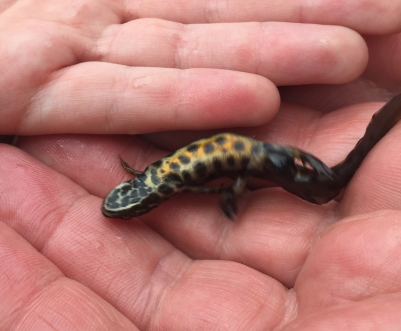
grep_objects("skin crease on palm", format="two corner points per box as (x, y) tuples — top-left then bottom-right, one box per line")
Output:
(2, 0), (401, 330)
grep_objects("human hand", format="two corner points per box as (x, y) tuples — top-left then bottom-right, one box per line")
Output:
(5, 96), (401, 329)
(2, 0), (401, 330)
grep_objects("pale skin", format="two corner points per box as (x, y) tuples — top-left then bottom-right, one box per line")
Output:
(1, 0), (401, 330)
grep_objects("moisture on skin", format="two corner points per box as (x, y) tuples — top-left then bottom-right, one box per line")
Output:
(102, 93), (401, 220)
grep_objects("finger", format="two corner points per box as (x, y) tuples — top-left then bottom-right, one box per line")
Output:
(13, 65), (277, 135)
(129, 0), (401, 35)
(0, 223), (135, 330)
(4, 0), (401, 36)
(0, 145), (290, 329)
(101, 19), (367, 86)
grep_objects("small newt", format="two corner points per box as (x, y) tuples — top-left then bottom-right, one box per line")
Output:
(102, 93), (401, 219)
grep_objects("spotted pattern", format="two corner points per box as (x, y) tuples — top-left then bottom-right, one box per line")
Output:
(103, 133), (266, 219)
(102, 94), (401, 220)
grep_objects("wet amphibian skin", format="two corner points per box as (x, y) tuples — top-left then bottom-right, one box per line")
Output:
(102, 93), (401, 220)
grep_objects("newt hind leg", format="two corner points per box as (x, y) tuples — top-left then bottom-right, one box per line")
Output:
(289, 148), (335, 179)
(182, 176), (248, 220)
(220, 175), (248, 220)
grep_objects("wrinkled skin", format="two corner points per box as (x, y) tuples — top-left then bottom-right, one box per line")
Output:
(2, 0), (401, 330)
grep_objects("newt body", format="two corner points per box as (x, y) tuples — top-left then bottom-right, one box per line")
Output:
(102, 94), (401, 219)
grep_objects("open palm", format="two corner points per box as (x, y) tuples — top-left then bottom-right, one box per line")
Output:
(1, 0), (401, 330)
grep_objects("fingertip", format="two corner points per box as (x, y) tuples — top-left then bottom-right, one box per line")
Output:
(323, 27), (368, 84)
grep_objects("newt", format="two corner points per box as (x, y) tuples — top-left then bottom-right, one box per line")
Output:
(102, 94), (401, 219)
